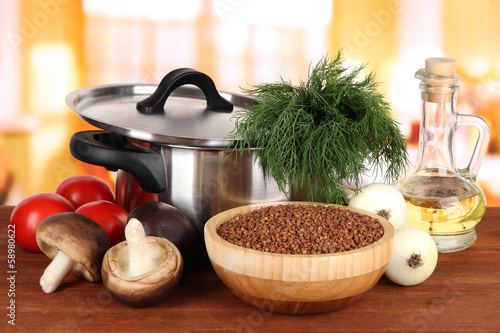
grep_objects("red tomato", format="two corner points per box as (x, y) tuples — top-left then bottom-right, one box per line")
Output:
(127, 191), (160, 213)
(76, 200), (128, 245)
(116, 171), (159, 212)
(55, 175), (115, 209)
(115, 170), (129, 210)
(9, 193), (75, 252)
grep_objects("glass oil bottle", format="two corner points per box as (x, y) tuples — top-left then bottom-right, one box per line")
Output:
(397, 58), (491, 253)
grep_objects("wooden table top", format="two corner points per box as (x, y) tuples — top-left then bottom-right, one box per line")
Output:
(1, 205), (499, 332)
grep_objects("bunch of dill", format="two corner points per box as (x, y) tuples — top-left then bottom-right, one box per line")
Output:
(230, 51), (408, 204)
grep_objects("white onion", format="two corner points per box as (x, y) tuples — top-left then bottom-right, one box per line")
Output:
(384, 226), (438, 286)
(348, 183), (407, 229)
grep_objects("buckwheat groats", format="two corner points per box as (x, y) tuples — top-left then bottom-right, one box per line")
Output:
(216, 204), (384, 255)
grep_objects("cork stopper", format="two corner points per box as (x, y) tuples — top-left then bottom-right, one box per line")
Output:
(425, 57), (457, 78)
(417, 57), (460, 103)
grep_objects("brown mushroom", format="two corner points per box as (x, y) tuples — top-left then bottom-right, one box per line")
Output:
(101, 218), (183, 307)
(36, 212), (111, 294)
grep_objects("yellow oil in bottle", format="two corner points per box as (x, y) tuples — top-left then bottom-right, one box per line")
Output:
(398, 172), (487, 252)
(404, 192), (486, 235)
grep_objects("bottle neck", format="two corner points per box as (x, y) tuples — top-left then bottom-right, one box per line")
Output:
(414, 90), (458, 174)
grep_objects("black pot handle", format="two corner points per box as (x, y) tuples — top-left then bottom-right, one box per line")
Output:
(136, 68), (233, 114)
(69, 130), (167, 193)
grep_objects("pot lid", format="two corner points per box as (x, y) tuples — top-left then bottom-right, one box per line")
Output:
(66, 68), (253, 148)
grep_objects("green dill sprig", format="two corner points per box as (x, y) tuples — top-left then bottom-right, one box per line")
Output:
(229, 51), (408, 204)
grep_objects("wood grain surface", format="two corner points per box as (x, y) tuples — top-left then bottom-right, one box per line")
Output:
(1, 205), (499, 332)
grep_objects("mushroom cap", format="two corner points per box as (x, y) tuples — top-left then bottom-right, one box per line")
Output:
(36, 212), (111, 282)
(101, 236), (183, 307)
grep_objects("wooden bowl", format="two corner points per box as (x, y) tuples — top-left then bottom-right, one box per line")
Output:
(204, 201), (395, 315)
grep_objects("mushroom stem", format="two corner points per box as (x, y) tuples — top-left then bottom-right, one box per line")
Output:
(40, 251), (77, 294)
(124, 218), (159, 277)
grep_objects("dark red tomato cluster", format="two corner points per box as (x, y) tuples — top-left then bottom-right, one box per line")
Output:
(10, 175), (129, 252)
(115, 171), (159, 212)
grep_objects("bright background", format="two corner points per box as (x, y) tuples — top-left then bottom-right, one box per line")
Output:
(1, 0), (499, 205)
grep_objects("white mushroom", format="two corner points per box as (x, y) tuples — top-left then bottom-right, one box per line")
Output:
(101, 218), (183, 307)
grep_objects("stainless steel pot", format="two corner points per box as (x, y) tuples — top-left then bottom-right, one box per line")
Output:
(67, 68), (288, 240)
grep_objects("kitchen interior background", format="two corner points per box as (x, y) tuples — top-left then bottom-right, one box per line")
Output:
(1, 0), (500, 206)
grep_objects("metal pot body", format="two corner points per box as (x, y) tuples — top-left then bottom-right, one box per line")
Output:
(70, 131), (288, 240)
(152, 146), (285, 238)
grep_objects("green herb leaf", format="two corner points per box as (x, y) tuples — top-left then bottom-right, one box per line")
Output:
(229, 51), (408, 204)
